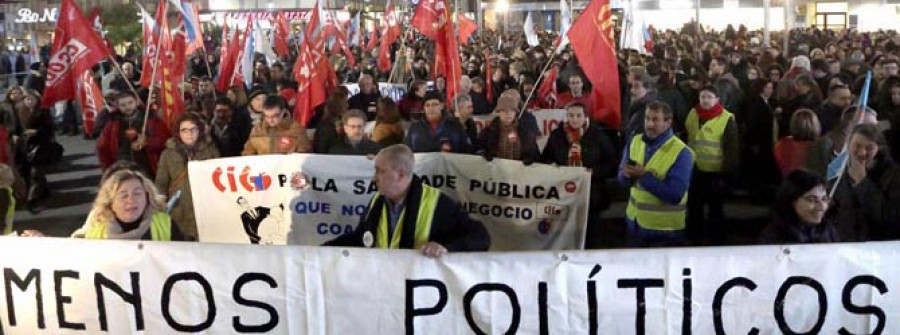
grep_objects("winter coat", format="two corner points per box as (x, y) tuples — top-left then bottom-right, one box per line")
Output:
(405, 117), (472, 153)
(830, 153), (900, 242)
(155, 137), (220, 240)
(758, 219), (839, 244)
(328, 137), (381, 156)
(96, 112), (170, 176)
(542, 122), (618, 210)
(476, 117), (541, 163)
(242, 119), (311, 155)
(371, 122), (405, 147)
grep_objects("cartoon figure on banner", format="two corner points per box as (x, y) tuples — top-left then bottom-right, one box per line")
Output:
(237, 196), (287, 245)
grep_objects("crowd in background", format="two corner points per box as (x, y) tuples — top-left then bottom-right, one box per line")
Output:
(1, 20), (900, 248)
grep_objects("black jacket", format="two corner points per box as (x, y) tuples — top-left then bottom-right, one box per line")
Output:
(476, 117), (541, 164)
(324, 175), (491, 251)
(758, 219), (839, 244)
(541, 122), (618, 210)
(830, 153), (900, 242)
(328, 137), (381, 156)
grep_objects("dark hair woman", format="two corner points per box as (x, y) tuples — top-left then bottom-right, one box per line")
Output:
(758, 169), (838, 244)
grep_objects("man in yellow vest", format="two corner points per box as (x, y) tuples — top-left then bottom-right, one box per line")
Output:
(685, 86), (740, 246)
(619, 101), (694, 247)
(325, 144), (491, 257)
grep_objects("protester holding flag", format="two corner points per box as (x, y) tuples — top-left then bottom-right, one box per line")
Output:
(476, 95), (540, 164)
(96, 91), (170, 178)
(399, 80), (428, 121)
(830, 124), (900, 242)
(805, 106), (878, 177)
(242, 96), (311, 155)
(155, 112), (220, 241)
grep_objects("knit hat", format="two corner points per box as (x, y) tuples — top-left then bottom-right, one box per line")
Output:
(248, 87), (267, 101)
(493, 95), (518, 113)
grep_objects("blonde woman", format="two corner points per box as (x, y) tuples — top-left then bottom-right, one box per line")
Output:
(74, 169), (184, 241)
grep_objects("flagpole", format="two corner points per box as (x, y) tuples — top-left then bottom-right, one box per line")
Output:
(107, 56), (146, 108)
(386, 9), (414, 84)
(141, 19), (168, 136)
(518, 50), (558, 120)
(199, 45), (218, 99)
(828, 70), (872, 198)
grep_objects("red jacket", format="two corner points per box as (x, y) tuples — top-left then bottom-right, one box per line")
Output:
(97, 115), (170, 175)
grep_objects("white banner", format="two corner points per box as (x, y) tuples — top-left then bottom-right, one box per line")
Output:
(189, 153), (590, 250)
(343, 83), (408, 103)
(2, 238), (898, 334)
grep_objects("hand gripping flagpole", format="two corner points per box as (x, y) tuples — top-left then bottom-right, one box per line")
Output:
(518, 50), (558, 120)
(142, 25), (167, 136)
(386, 5), (415, 84)
(107, 56), (148, 111)
(828, 70), (872, 199)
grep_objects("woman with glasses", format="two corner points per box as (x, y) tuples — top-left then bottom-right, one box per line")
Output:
(155, 112), (220, 240)
(831, 124), (900, 242)
(758, 169), (838, 244)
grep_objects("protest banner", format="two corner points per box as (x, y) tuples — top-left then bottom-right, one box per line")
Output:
(343, 83), (408, 103)
(189, 153), (590, 250)
(2, 237), (898, 333)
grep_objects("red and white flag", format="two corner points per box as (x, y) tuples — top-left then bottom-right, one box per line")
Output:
(273, 12), (292, 57)
(378, 0), (402, 72)
(41, 0), (112, 107)
(77, 70), (104, 135)
(139, 0), (168, 88)
(293, 33), (333, 126)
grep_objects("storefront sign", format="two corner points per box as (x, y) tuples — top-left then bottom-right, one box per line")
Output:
(15, 8), (58, 23)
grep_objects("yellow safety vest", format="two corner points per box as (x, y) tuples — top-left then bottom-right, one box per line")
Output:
(625, 134), (692, 231)
(85, 212), (173, 241)
(368, 185), (441, 249)
(685, 109), (733, 172)
(1, 187), (13, 235)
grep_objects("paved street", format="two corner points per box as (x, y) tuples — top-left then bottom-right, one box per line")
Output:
(15, 134), (99, 237)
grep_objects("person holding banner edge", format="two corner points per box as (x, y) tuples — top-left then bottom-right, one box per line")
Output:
(619, 101), (694, 247)
(324, 144), (490, 257)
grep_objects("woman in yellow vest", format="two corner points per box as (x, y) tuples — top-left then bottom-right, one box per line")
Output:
(73, 169), (183, 241)
(685, 85), (740, 246)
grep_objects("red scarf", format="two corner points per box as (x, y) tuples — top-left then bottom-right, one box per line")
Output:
(564, 123), (586, 166)
(695, 103), (724, 122)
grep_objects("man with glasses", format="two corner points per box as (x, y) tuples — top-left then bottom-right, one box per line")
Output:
(242, 96), (311, 155)
(328, 109), (381, 156)
(210, 97), (250, 157)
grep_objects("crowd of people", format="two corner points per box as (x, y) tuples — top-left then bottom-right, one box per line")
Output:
(2, 20), (900, 252)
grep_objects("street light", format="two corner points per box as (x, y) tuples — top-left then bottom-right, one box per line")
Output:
(495, 0), (509, 36)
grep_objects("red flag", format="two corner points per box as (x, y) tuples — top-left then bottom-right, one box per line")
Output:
(378, 0), (402, 72)
(365, 29), (378, 53)
(484, 50), (493, 104)
(411, 0), (445, 39)
(216, 27), (243, 92)
(140, 0), (168, 88)
(538, 65), (558, 107)
(41, 0), (112, 107)
(457, 14), (477, 46)
(77, 70), (104, 135)
(87, 7), (115, 56)
(430, 2), (462, 102)
(159, 28), (188, 130)
(305, 0), (326, 41)
(273, 12), (292, 57)
(567, 0), (621, 129)
(327, 27), (356, 68)
(293, 34), (332, 126)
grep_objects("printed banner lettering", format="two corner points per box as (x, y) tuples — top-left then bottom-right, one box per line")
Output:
(1, 238), (898, 333)
(189, 153), (590, 250)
